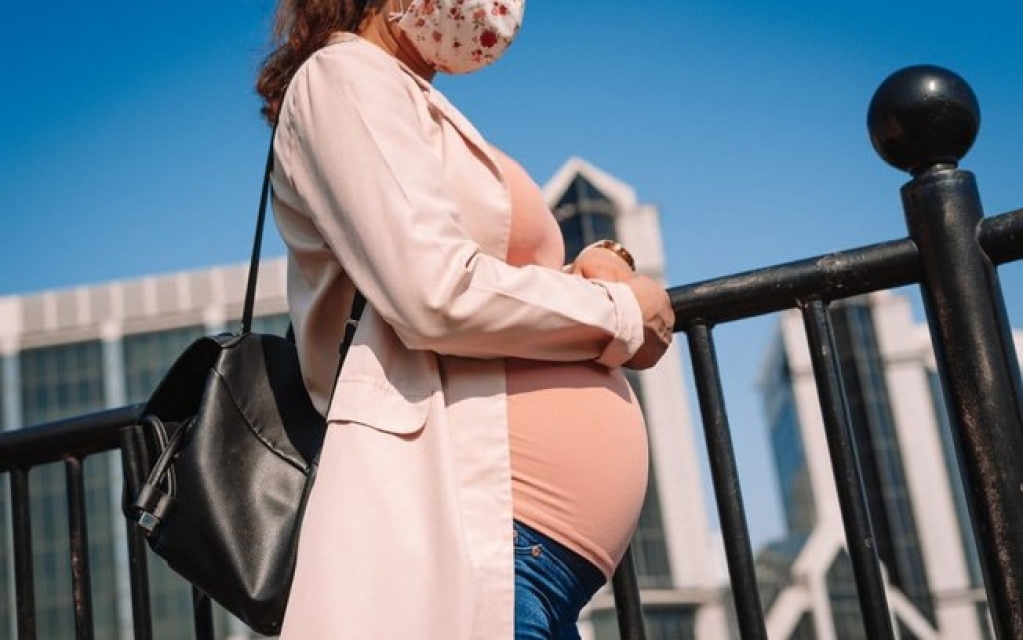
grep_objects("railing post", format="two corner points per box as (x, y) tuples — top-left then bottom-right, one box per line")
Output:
(800, 300), (895, 638)
(869, 64), (1023, 639)
(66, 456), (95, 639)
(686, 323), (768, 640)
(120, 425), (155, 640)
(11, 468), (37, 640)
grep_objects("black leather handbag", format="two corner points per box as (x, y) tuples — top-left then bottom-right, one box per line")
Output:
(120, 138), (366, 635)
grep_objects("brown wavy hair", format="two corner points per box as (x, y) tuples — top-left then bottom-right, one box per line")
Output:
(257, 0), (384, 124)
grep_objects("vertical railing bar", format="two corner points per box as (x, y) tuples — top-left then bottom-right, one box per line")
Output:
(124, 527), (154, 640)
(66, 456), (95, 640)
(686, 322), (768, 640)
(11, 468), (37, 640)
(119, 426), (155, 640)
(611, 545), (648, 640)
(192, 586), (216, 640)
(800, 299), (895, 639)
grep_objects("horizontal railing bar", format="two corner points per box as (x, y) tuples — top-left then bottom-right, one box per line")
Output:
(0, 404), (143, 472)
(980, 207), (1023, 265)
(669, 207), (1021, 329)
(669, 237), (920, 328)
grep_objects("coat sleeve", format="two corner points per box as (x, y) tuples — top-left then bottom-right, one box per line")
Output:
(274, 46), (644, 367)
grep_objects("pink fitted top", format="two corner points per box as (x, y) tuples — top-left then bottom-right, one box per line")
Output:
(494, 146), (649, 578)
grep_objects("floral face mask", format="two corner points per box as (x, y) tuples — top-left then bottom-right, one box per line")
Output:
(390, 0), (526, 75)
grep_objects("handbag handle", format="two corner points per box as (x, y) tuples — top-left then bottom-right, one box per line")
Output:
(133, 415), (186, 534)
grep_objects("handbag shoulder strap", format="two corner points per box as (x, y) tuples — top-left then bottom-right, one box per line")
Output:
(325, 290), (367, 413)
(239, 127), (368, 331)
(241, 134), (277, 335)
(240, 131), (367, 343)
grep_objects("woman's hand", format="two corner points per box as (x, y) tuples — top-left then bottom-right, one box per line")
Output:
(622, 276), (675, 370)
(568, 244), (634, 282)
(569, 244), (673, 369)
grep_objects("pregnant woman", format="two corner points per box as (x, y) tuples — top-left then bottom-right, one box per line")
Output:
(255, 1), (675, 638)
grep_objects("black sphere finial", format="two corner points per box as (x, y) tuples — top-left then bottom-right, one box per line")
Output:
(867, 65), (980, 175)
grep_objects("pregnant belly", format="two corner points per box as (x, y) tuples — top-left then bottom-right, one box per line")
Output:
(506, 359), (649, 578)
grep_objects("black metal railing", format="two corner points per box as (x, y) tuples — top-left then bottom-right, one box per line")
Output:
(665, 65), (1023, 640)
(1, 64), (1022, 639)
(0, 405), (142, 639)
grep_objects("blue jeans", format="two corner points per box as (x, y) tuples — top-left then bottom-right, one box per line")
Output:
(514, 521), (606, 640)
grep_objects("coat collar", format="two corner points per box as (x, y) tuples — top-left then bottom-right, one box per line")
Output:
(324, 32), (510, 260)
(326, 32), (497, 170)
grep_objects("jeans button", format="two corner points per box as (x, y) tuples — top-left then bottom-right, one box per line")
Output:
(531, 545), (542, 558)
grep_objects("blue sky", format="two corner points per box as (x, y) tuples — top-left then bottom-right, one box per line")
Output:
(4, 1), (1022, 552)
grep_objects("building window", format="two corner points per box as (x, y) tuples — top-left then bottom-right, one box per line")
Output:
(631, 466), (674, 589)
(771, 405), (815, 535)
(592, 604), (697, 640)
(250, 313), (292, 337)
(229, 313), (292, 338)
(21, 342), (105, 427)
(18, 342), (118, 639)
(827, 550), (866, 640)
(554, 175), (618, 262)
(645, 605), (698, 640)
(897, 619), (922, 640)
(830, 303), (935, 624)
(123, 326), (205, 403)
(755, 533), (808, 612)
(790, 611), (816, 640)
(765, 351), (816, 534)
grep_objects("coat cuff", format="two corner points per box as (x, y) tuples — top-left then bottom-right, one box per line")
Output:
(593, 280), (644, 367)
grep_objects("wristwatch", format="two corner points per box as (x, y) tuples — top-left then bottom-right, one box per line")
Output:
(591, 239), (636, 271)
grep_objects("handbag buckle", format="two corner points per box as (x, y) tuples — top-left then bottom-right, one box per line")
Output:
(138, 511), (160, 535)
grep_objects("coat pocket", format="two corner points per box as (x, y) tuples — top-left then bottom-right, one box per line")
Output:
(326, 377), (431, 435)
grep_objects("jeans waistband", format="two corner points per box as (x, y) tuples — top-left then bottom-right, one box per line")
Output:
(513, 520), (605, 591)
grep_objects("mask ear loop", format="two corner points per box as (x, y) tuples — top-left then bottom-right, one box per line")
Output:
(387, 0), (408, 22)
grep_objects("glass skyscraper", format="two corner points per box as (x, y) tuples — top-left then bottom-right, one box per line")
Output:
(757, 292), (1013, 639)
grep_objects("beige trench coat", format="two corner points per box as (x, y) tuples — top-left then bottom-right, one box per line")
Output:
(270, 33), (645, 639)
